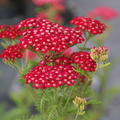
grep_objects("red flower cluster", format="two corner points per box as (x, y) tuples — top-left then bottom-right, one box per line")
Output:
(19, 18), (85, 53)
(24, 50), (97, 90)
(71, 52), (97, 72)
(64, 27), (85, 45)
(24, 65), (78, 89)
(24, 51), (97, 89)
(88, 6), (118, 20)
(70, 16), (106, 35)
(0, 44), (23, 61)
(0, 17), (106, 90)
(0, 25), (21, 39)
(17, 17), (51, 30)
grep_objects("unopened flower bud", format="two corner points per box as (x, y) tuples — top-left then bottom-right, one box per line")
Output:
(90, 46), (108, 63)
(73, 96), (87, 115)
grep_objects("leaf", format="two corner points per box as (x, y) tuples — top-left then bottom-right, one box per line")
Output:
(2, 108), (27, 120)
(1, 42), (7, 48)
(78, 111), (86, 115)
(48, 105), (58, 120)
(38, 96), (47, 112)
(98, 62), (111, 69)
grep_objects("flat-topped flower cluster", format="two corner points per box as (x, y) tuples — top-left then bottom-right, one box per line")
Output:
(0, 17), (108, 90)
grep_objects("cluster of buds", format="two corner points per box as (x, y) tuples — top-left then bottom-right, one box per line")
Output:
(73, 96), (87, 115)
(90, 46), (108, 63)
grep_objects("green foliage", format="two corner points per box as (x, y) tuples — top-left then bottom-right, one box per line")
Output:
(34, 93), (47, 113)
(48, 105), (58, 120)
(98, 62), (111, 69)
(2, 108), (27, 120)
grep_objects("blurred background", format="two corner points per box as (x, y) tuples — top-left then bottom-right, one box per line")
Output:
(0, 0), (120, 120)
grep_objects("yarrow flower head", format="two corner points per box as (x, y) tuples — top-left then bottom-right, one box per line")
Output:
(19, 18), (85, 53)
(71, 52), (97, 72)
(0, 44), (23, 62)
(88, 6), (118, 20)
(70, 16), (106, 35)
(16, 17), (47, 30)
(90, 46), (108, 63)
(0, 25), (21, 39)
(24, 64), (78, 89)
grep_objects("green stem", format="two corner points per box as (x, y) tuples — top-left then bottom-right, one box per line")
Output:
(63, 86), (76, 111)
(83, 39), (89, 47)
(83, 32), (94, 47)
(75, 109), (79, 120)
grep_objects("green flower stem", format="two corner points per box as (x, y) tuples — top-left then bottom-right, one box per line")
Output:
(63, 86), (76, 112)
(80, 73), (93, 97)
(74, 109), (79, 120)
(79, 47), (90, 51)
(83, 39), (89, 47)
(83, 31), (94, 47)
